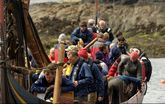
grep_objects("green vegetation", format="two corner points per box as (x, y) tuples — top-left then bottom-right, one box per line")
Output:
(125, 32), (165, 58)
(40, 32), (165, 58)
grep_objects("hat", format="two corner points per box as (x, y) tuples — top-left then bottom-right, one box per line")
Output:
(129, 51), (139, 61)
(58, 33), (66, 43)
(78, 48), (88, 60)
(96, 51), (104, 60)
(65, 45), (78, 52)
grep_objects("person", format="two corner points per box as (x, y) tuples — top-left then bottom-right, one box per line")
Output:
(111, 31), (123, 44)
(54, 33), (68, 63)
(87, 19), (97, 33)
(65, 45), (93, 103)
(71, 21), (93, 46)
(97, 20), (114, 42)
(94, 51), (109, 104)
(108, 51), (142, 104)
(48, 47), (55, 63)
(95, 51), (108, 75)
(78, 48), (104, 104)
(90, 33), (109, 61)
(108, 36), (128, 67)
(129, 47), (152, 82)
(31, 69), (55, 94)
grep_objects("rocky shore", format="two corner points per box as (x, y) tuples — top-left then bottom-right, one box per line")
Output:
(29, 2), (165, 58)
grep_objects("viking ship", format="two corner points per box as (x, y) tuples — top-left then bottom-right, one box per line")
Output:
(0, 0), (147, 103)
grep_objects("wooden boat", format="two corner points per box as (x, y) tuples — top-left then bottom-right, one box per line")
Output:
(121, 82), (147, 104)
(0, 0), (148, 103)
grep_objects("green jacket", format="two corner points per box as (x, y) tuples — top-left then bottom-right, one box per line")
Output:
(117, 54), (142, 81)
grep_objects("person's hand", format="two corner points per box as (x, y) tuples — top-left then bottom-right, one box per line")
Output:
(73, 81), (78, 87)
(97, 96), (103, 102)
(107, 76), (113, 81)
(46, 85), (54, 93)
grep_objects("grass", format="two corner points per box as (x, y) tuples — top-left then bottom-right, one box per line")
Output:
(40, 32), (165, 58)
(126, 32), (165, 58)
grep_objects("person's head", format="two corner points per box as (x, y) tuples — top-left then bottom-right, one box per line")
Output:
(96, 51), (104, 60)
(116, 32), (123, 38)
(129, 47), (141, 56)
(88, 19), (95, 27)
(79, 21), (87, 32)
(43, 69), (54, 83)
(58, 33), (67, 43)
(117, 36), (126, 47)
(65, 45), (78, 64)
(129, 51), (139, 62)
(98, 20), (107, 31)
(99, 45), (108, 54)
(78, 48), (88, 60)
(103, 32), (109, 41)
(49, 48), (54, 57)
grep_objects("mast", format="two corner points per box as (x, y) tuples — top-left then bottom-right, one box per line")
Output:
(95, 0), (99, 25)
(0, 0), (7, 103)
(53, 43), (65, 104)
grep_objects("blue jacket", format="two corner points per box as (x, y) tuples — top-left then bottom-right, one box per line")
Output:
(69, 58), (93, 97)
(61, 76), (75, 92)
(108, 44), (127, 67)
(31, 76), (54, 93)
(87, 59), (104, 97)
(108, 44), (122, 67)
(71, 27), (93, 45)
(31, 76), (74, 93)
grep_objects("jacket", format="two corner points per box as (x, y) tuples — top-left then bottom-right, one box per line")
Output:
(31, 76), (54, 93)
(71, 27), (93, 46)
(87, 59), (104, 97)
(69, 58), (93, 97)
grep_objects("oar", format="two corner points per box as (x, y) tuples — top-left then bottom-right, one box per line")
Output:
(84, 37), (98, 49)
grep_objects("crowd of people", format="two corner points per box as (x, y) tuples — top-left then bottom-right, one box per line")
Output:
(30, 19), (152, 104)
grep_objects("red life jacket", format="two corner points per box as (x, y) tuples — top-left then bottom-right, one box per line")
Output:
(108, 58), (120, 77)
(54, 48), (68, 63)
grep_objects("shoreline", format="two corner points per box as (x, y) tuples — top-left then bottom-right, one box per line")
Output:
(29, 2), (165, 58)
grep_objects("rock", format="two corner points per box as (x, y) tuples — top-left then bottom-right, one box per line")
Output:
(29, 2), (165, 35)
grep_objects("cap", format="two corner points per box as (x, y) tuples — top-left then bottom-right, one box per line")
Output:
(129, 51), (139, 61)
(65, 45), (78, 52)
(78, 48), (88, 60)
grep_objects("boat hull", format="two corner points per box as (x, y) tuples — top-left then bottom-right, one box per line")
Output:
(121, 82), (147, 104)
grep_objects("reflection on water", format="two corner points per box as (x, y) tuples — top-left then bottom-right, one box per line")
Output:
(143, 58), (165, 103)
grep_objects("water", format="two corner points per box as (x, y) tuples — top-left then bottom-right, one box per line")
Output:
(143, 58), (165, 103)
(30, 0), (62, 4)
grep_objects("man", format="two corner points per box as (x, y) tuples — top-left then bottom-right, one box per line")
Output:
(108, 51), (142, 104)
(71, 21), (93, 46)
(108, 36), (127, 67)
(65, 45), (93, 103)
(97, 20), (114, 42)
(31, 69), (55, 94)
(78, 48), (104, 104)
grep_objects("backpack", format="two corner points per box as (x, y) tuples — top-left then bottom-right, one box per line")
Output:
(141, 57), (152, 82)
(74, 58), (85, 81)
